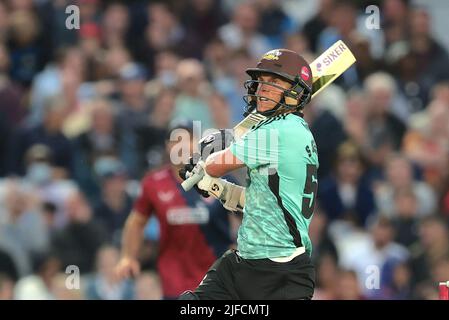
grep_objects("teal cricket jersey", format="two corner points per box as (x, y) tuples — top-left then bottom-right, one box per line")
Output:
(229, 113), (319, 259)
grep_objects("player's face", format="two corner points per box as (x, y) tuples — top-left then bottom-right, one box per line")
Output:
(256, 74), (292, 113)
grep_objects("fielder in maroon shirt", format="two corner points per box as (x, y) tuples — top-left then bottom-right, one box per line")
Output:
(115, 123), (235, 298)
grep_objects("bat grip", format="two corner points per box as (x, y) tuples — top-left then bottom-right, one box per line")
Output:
(181, 170), (205, 191)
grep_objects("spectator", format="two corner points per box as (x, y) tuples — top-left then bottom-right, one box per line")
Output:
(20, 144), (78, 229)
(0, 179), (48, 277)
(72, 98), (122, 203)
(409, 216), (449, 289)
(382, 0), (410, 48)
(134, 271), (163, 300)
(391, 188), (421, 249)
(85, 246), (134, 300)
(13, 254), (61, 300)
(362, 72), (407, 174)
(93, 157), (132, 245)
(375, 154), (437, 218)
(318, 141), (376, 226)
(403, 100), (449, 190)
(171, 59), (214, 131)
(301, 0), (335, 53)
(144, 49), (180, 97)
(307, 91), (348, 179)
(313, 252), (339, 300)
(218, 1), (270, 58)
(28, 47), (85, 127)
(179, 0), (226, 54)
(101, 2), (130, 50)
(256, 0), (296, 48)
(0, 43), (27, 127)
(136, 89), (176, 171)
(9, 94), (75, 177)
(51, 190), (108, 274)
(50, 272), (84, 300)
(338, 216), (409, 299)
(7, 9), (45, 86)
(333, 269), (365, 300)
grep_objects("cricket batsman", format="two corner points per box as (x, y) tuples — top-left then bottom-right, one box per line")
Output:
(179, 49), (319, 300)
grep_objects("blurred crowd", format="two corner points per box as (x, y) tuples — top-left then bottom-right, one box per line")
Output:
(0, 0), (449, 300)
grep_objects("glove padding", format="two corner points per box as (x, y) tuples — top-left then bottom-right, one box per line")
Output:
(199, 129), (234, 159)
(178, 154), (209, 198)
(197, 174), (245, 212)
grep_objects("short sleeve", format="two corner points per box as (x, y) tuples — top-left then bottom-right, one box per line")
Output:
(132, 178), (154, 217)
(229, 127), (280, 170)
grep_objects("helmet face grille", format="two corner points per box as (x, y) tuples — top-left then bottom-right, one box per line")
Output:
(243, 49), (313, 117)
(243, 78), (311, 117)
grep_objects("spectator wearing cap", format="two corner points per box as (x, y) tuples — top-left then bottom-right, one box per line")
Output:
(93, 157), (132, 245)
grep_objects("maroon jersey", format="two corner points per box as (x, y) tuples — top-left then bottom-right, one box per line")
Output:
(134, 165), (232, 297)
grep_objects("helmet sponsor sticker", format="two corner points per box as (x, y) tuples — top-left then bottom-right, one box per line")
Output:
(301, 66), (310, 81)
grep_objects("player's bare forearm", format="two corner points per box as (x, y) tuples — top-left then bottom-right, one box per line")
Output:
(205, 148), (245, 178)
(121, 211), (148, 259)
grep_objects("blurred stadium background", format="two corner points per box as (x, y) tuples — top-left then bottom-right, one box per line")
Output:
(1, 0), (449, 300)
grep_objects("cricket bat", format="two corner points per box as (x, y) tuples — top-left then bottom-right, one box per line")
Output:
(182, 40), (356, 191)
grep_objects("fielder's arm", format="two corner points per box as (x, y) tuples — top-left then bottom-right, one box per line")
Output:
(115, 211), (147, 278)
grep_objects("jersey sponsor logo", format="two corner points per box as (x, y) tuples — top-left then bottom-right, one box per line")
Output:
(262, 49), (281, 61)
(166, 202), (210, 225)
(157, 190), (175, 202)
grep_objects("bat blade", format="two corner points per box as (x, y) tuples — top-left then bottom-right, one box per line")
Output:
(310, 40), (356, 98)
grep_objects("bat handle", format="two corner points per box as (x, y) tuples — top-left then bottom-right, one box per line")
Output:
(181, 170), (205, 191)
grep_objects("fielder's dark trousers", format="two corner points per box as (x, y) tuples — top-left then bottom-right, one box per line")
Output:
(194, 249), (315, 300)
